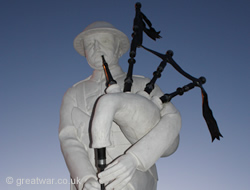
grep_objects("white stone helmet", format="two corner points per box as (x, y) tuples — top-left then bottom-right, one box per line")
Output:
(73, 21), (130, 57)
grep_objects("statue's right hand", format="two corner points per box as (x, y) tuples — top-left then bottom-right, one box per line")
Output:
(83, 178), (100, 190)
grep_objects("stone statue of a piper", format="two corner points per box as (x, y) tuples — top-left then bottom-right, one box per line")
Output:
(59, 21), (181, 190)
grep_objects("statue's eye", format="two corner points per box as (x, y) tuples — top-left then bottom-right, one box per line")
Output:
(85, 41), (93, 48)
(102, 39), (108, 44)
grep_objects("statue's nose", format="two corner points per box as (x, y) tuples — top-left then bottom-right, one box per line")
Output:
(94, 40), (101, 51)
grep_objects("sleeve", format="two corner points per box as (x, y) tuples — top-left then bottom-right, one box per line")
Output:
(59, 87), (97, 190)
(126, 84), (182, 172)
(151, 83), (181, 157)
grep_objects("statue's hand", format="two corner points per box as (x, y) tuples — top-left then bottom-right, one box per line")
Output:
(83, 178), (100, 190)
(98, 153), (138, 190)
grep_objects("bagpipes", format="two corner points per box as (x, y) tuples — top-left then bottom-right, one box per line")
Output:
(124, 2), (222, 142)
(90, 3), (222, 189)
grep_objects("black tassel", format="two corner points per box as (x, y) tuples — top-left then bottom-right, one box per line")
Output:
(141, 45), (223, 142)
(201, 87), (223, 142)
(144, 27), (161, 41)
(140, 9), (162, 41)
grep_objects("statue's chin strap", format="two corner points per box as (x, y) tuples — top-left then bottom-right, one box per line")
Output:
(141, 45), (223, 142)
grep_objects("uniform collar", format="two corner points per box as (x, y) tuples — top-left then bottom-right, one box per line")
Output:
(90, 65), (125, 83)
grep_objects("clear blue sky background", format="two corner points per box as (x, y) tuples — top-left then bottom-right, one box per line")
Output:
(1, 0), (249, 189)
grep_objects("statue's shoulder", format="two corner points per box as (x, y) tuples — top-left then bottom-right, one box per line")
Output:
(133, 74), (146, 79)
(132, 74), (163, 96)
(133, 74), (150, 81)
(72, 76), (92, 88)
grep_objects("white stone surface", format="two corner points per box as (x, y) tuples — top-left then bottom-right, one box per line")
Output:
(59, 21), (181, 190)
(90, 91), (161, 148)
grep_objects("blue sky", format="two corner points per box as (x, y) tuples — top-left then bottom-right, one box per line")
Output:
(0, 0), (249, 189)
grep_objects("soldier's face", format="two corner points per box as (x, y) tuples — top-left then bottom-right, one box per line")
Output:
(83, 33), (119, 70)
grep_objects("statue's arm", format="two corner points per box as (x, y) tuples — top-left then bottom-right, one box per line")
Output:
(59, 87), (97, 189)
(123, 80), (181, 172)
(127, 101), (181, 172)
(149, 84), (181, 157)
(98, 95), (181, 189)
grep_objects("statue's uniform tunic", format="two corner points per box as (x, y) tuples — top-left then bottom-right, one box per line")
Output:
(59, 66), (180, 190)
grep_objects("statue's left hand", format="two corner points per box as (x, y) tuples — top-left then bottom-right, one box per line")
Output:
(82, 177), (100, 190)
(98, 153), (138, 190)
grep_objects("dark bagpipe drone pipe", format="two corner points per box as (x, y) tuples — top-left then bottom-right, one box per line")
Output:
(94, 3), (222, 189)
